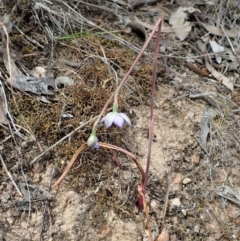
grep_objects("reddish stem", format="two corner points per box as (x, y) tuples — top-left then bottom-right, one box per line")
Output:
(136, 19), (163, 210)
(143, 20), (163, 192)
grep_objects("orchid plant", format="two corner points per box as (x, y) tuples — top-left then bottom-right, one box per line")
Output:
(86, 19), (163, 211)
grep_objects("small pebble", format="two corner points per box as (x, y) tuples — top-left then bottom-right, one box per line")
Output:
(235, 217), (240, 226)
(181, 209), (187, 216)
(21, 141), (28, 148)
(173, 154), (183, 162)
(187, 111), (195, 119)
(48, 224), (60, 235)
(192, 155), (200, 164)
(194, 224), (200, 233)
(182, 177), (192, 184)
(171, 198), (181, 207)
(150, 199), (158, 210)
(172, 173), (182, 184)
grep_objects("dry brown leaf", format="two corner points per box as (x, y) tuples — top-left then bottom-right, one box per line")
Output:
(205, 60), (234, 91)
(169, 7), (200, 41)
(134, 16), (173, 33)
(201, 21), (238, 38)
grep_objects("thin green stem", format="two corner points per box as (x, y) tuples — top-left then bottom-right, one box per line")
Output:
(92, 18), (163, 130)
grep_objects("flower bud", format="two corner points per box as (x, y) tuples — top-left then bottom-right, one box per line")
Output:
(87, 134), (99, 149)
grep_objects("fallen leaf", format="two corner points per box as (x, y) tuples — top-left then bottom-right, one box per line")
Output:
(195, 108), (216, 153)
(134, 16), (173, 33)
(200, 21), (238, 38)
(19, 183), (52, 200)
(205, 60), (234, 91)
(169, 7), (200, 41)
(209, 40), (225, 64)
(11, 75), (55, 95)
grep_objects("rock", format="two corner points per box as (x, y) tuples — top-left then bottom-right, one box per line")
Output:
(172, 173), (182, 184)
(226, 208), (240, 220)
(21, 141), (28, 148)
(194, 224), (200, 233)
(187, 111), (195, 119)
(214, 168), (227, 183)
(182, 177), (192, 184)
(173, 154), (183, 162)
(55, 219), (63, 225)
(235, 217), (240, 226)
(192, 155), (200, 164)
(171, 198), (181, 207)
(145, 194), (150, 204)
(150, 199), (158, 209)
(33, 233), (41, 241)
(170, 234), (177, 241)
(48, 224), (60, 235)
(157, 228), (169, 241)
(173, 217), (178, 225)
(181, 209), (187, 216)
(1, 192), (10, 202)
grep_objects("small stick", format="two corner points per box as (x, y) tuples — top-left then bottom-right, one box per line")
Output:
(0, 154), (22, 196)
(161, 158), (173, 225)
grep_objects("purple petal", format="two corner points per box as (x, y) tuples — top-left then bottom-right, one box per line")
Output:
(113, 114), (125, 128)
(118, 113), (131, 126)
(100, 116), (105, 124)
(104, 112), (116, 128)
(93, 141), (99, 149)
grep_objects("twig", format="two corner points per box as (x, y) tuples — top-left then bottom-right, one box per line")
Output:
(0, 154), (22, 196)
(161, 158), (173, 225)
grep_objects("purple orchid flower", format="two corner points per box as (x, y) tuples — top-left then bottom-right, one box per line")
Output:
(101, 111), (131, 128)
